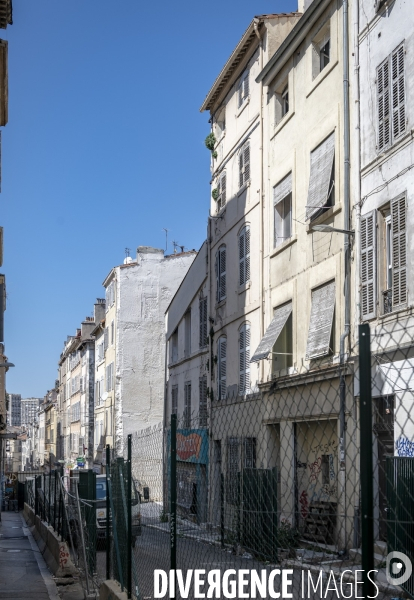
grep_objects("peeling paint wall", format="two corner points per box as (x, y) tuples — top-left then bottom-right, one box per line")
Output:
(113, 248), (196, 454)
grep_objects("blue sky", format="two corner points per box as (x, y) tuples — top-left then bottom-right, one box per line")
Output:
(3, 0), (297, 397)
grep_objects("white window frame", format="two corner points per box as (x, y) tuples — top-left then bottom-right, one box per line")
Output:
(238, 71), (249, 108)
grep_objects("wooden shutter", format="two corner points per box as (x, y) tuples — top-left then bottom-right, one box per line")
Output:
(199, 377), (208, 427)
(306, 132), (335, 219)
(239, 149), (244, 187)
(391, 44), (405, 139)
(391, 196), (407, 307)
(243, 143), (250, 182)
(361, 211), (377, 320)
(377, 59), (390, 151)
(199, 297), (207, 348)
(244, 73), (249, 99)
(217, 171), (226, 211)
(245, 227), (250, 282)
(218, 337), (227, 399)
(104, 327), (108, 351)
(239, 324), (251, 395)
(306, 281), (336, 359)
(239, 229), (246, 286)
(217, 246), (226, 302)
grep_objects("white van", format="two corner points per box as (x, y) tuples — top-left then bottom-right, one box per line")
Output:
(95, 474), (142, 546)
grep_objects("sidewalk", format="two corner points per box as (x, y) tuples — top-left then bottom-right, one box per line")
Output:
(0, 510), (59, 600)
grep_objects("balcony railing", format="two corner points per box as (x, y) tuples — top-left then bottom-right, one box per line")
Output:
(383, 288), (392, 314)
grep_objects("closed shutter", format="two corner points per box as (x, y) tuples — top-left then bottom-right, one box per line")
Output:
(199, 297), (207, 348)
(216, 246), (226, 302)
(171, 385), (178, 415)
(306, 281), (336, 359)
(184, 382), (191, 427)
(391, 195), (407, 307)
(218, 337), (227, 400)
(239, 142), (250, 188)
(79, 436), (84, 456)
(306, 132), (335, 219)
(391, 44), (405, 139)
(377, 59), (390, 151)
(104, 327), (108, 351)
(218, 171), (226, 210)
(199, 377), (208, 427)
(239, 324), (251, 395)
(361, 211), (377, 320)
(239, 226), (250, 286)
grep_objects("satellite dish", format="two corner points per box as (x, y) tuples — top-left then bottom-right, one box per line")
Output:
(102, 392), (109, 401)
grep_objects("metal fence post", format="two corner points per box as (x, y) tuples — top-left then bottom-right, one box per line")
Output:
(106, 445), (110, 581)
(127, 434), (132, 599)
(220, 473), (224, 548)
(170, 414), (177, 598)
(359, 323), (375, 598)
(48, 470), (51, 524)
(53, 472), (57, 530)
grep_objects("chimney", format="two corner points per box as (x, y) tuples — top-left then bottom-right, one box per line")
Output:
(298, 0), (305, 11)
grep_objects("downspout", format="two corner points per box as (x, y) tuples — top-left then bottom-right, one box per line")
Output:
(254, 18), (265, 388)
(162, 312), (168, 512)
(339, 0), (350, 553)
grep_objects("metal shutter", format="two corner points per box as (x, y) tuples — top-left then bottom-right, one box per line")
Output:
(392, 195), (407, 307)
(391, 44), (405, 139)
(377, 59), (390, 151)
(306, 132), (335, 219)
(251, 301), (292, 362)
(306, 281), (336, 359)
(361, 211), (377, 320)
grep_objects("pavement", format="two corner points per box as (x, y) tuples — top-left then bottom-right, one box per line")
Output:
(0, 510), (84, 600)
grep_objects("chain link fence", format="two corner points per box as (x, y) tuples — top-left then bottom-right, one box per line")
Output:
(100, 321), (414, 598)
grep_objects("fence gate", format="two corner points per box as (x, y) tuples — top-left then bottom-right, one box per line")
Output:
(387, 456), (414, 598)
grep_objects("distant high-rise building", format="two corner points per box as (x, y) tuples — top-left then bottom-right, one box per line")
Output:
(7, 394), (21, 426)
(21, 397), (42, 427)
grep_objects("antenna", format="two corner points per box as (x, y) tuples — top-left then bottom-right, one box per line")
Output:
(125, 247), (130, 259)
(172, 240), (179, 254)
(179, 245), (185, 253)
(162, 228), (170, 252)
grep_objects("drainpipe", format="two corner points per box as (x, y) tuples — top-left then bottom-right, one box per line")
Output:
(254, 18), (265, 388)
(339, 0), (350, 553)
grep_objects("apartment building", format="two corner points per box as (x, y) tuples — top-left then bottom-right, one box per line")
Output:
(356, 0), (414, 544)
(7, 393), (21, 426)
(165, 242), (209, 520)
(91, 317), (106, 473)
(21, 397), (42, 427)
(102, 246), (196, 456)
(57, 300), (105, 472)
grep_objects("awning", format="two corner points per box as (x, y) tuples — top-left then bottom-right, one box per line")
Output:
(274, 172), (292, 205)
(251, 302), (292, 362)
(306, 132), (335, 220)
(306, 281), (335, 359)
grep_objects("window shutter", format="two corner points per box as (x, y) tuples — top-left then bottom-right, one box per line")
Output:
(239, 150), (244, 188)
(79, 436), (84, 456)
(244, 73), (249, 99)
(391, 45), (405, 139)
(217, 247), (226, 302)
(184, 382), (191, 427)
(361, 211), (377, 320)
(218, 337), (227, 399)
(245, 227), (250, 283)
(391, 196), (407, 307)
(244, 143), (250, 182)
(306, 132), (335, 219)
(377, 59), (390, 151)
(306, 281), (336, 359)
(104, 327), (108, 351)
(220, 171), (226, 209)
(239, 229), (246, 286)
(171, 386), (178, 415)
(199, 377), (208, 427)
(199, 297), (207, 348)
(239, 324), (251, 395)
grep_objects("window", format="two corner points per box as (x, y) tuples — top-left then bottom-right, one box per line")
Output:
(244, 438), (256, 469)
(97, 341), (104, 363)
(239, 142), (250, 188)
(215, 171), (226, 212)
(184, 382), (191, 428)
(306, 281), (336, 359)
(361, 211), (377, 320)
(111, 320), (114, 345)
(272, 311), (293, 375)
(239, 323), (251, 395)
(106, 362), (114, 392)
(71, 402), (80, 423)
(238, 71), (249, 108)
(239, 226), (250, 286)
(377, 44), (405, 152)
(312, 25), (330, 78)
(104, 327), (109, 351)
(274, 81), (289, 125)
(214, 107), (226, 139)
(184, 310), (191, 357)
(171, 385), (178, 416)
(199, 376), (208, 428)
(217, 336), (227, 400)
(306, 132), (335, 220)
(171, 329), (178, 363)
(227, 437), (239, 504)
(215, 246), (226, 303)
(251, 302), (293, 363)
(105, 281), (115, 311)
(274, 173), (292, 247)
(199, 297), (208, 348)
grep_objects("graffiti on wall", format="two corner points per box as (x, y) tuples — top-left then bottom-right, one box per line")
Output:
(396, 436), (414, 457)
